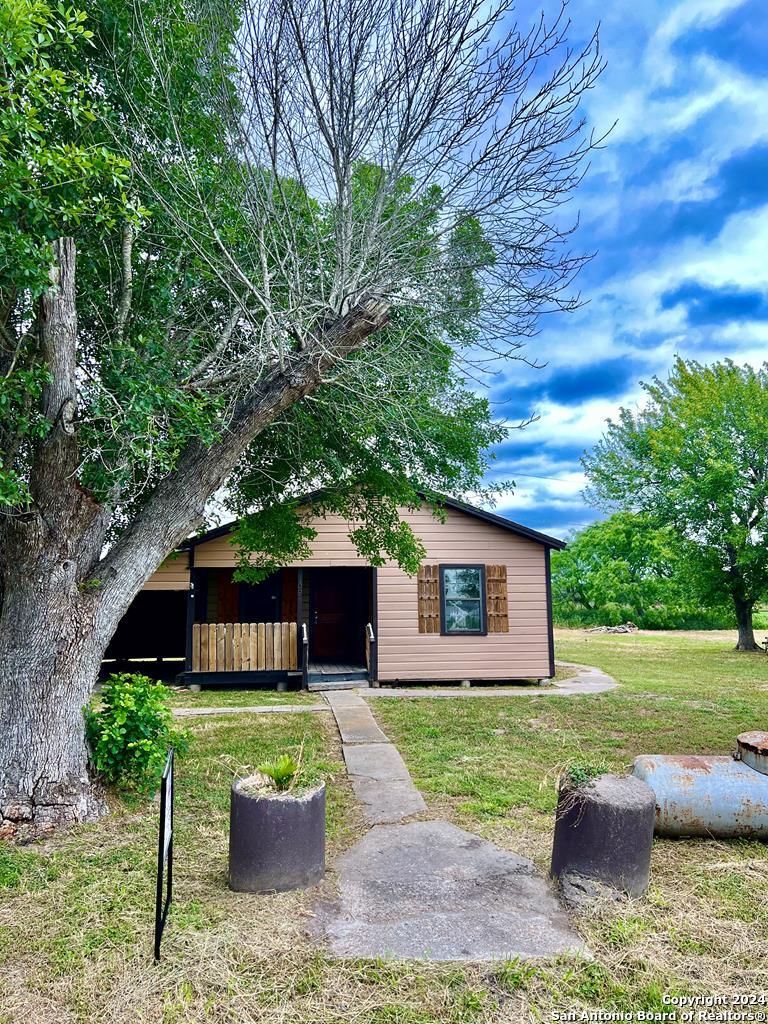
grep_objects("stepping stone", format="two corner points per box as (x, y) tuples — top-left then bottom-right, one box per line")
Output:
(312, 820), (586, 961)
(343, 743), (427, 824)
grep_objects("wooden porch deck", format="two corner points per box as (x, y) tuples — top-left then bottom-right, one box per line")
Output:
(308, 661), (367, 676)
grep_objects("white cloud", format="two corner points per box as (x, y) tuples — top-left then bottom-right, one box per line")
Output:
(648, 0), (748, 76)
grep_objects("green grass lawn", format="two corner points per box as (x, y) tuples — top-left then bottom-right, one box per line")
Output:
(166, 685), (319, 709)
(2, 631), (766, 1022)
(0, 710), (510, 1024)
(369, 629), (768, 1011)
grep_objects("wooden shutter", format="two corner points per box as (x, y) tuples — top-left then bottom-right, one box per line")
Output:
(417, 565), (441, 633)
(486, 565), (509, 633)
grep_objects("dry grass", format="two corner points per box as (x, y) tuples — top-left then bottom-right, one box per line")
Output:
(0, 713), (504, 1024)
(370, 629), (768, 1012)
(2, 631), (767, 1021)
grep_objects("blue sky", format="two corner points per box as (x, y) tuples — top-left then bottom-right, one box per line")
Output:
(486, 0), (768, 538)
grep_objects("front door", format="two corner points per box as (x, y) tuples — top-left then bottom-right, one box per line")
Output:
(310, 569), (367, 663)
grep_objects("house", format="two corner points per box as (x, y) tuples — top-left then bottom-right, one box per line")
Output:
(105, 495), (565, 689)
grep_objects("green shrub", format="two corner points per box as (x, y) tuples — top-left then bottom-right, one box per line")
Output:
(561, 755), (613, 790)
(85, 673), (189, 792)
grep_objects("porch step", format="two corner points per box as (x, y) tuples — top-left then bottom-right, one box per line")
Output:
(308, 673), (370, 691)
(307, 662), (369, 690)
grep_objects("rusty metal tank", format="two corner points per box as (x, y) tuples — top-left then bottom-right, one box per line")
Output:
(632, 732), (768, 839)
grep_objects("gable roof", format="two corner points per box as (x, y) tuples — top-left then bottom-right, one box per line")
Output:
(183, 492), (566, 552)
(434, 495), (566, 550)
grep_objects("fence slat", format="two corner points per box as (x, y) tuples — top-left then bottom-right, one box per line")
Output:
(263, 623), (272, 669)
(241, 624), (250, 670)
(216, 624), (225, 672)
(281, 622), (290, 670)
(249, 624), (257, 670)
(288, 622), (297, 670)
(257, 623), (266, 669)
(274, 623), (283, 669)
(198, 623), (207, 671)
(206, 623), (214, 670)
(229, 624), (234, 671)
(191, 624), (200, 671)
(233, 623), (241, 671)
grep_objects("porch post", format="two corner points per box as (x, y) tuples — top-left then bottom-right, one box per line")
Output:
(184, 546), (196, 672)
(296, 568), (305, 687)
(371, 567), (378, 683)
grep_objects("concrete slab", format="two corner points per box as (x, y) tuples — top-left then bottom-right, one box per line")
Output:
(342, 743), (427, 823)
(333, 705), (389, 744)
(350, 779), (428, 824)
(312, 820), (586, 961)
(343, 742), (412, 781)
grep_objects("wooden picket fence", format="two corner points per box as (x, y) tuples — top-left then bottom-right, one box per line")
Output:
(191, 622), (298, 672)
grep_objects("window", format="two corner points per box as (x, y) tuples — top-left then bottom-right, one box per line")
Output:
(439, 565), (486, 635)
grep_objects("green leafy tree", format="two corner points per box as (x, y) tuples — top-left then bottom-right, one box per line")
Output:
(0, 0), (601, 834)
(583, 359), (768, 649)
(551, 512), (733, 629)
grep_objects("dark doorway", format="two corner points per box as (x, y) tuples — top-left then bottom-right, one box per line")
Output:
(200, 568), (288, 624)
(309, 568), (369, 664)
(104, 589), (186, 680)
(239, 571), (282, 622)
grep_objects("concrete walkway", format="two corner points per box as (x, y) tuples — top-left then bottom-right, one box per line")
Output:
(365, 661), (617, 698)
(325, 690), (427, 824)
(173, 703), (329, 718)
(312, 821), (586, 961)
(316, 687), (586, 961)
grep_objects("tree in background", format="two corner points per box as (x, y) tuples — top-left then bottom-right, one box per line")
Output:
(584, 359), (768, 650)
(0, 0), (602, 833)
(551, 512), (733, 629)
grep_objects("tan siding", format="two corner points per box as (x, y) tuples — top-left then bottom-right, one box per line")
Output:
(153, 503), (553, 679)
(376, 506), (551, 680)
(192, 514), (367, 567)
(144, 555), (190, 591)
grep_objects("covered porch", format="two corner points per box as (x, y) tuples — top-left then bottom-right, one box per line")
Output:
(184, 564), (376, 689)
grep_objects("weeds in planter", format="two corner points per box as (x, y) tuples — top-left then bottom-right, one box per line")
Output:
(542, 754), (620, 823)
(258, 753), (301, 790)
(562, 755), (615, 791)
(235, 738), (330, 796)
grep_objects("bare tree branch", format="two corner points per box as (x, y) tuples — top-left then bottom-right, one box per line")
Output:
(114, 222), (134, 340)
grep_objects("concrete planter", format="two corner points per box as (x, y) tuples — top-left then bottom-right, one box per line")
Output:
(551, 773), (655, 900)
(228, 777), (325, 893)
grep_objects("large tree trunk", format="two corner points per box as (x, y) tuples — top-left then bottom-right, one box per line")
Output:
(0, 541), (108, 840)
(0, 238), (110, 839)
(733, 596), (759, 652)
